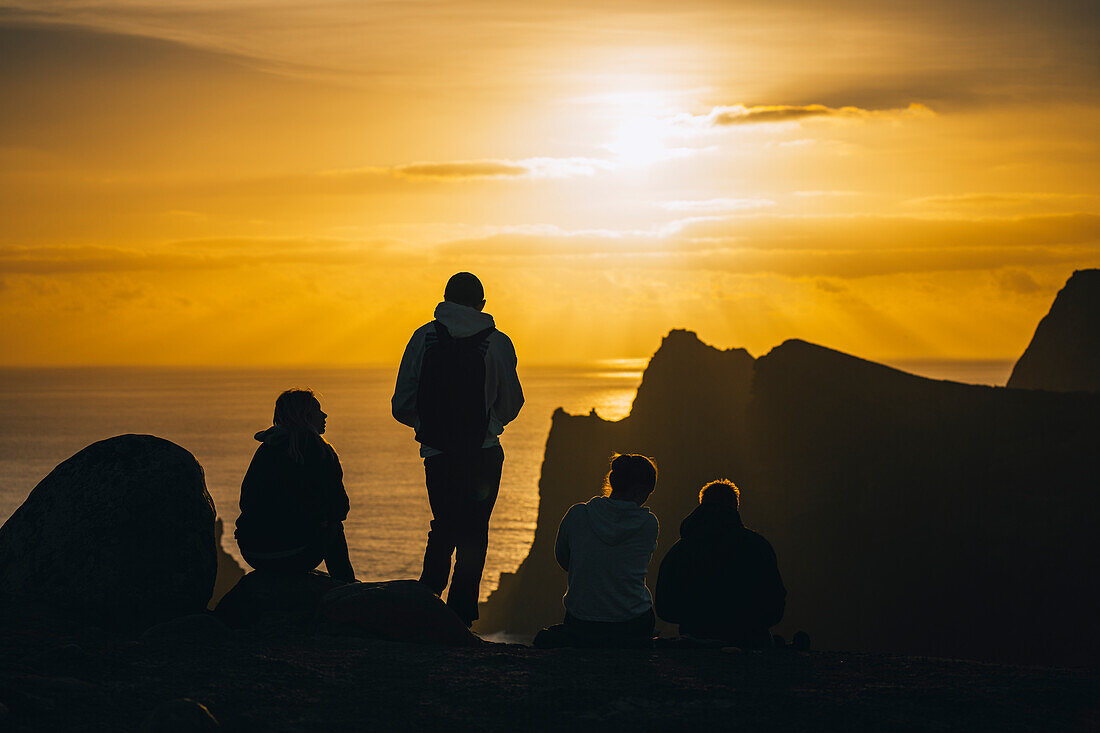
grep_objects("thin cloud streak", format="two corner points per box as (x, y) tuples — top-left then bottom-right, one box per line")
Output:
(683, 103), (934, 128)
(7, 213), (1096, 276)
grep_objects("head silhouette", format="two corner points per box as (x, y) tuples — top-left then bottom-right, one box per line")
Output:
(444, 272), (486, 310)
(698, 478), (740, 508)
(273, 388), (327, 463)
(604, 453), (657, 505)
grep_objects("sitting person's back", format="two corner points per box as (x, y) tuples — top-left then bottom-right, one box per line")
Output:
(534, 454), (659, 648)
(655, 479), (785, 647)
(235, 388), (354, 582)
(235, 425), (344, 552)
(557, 493), (657, 623)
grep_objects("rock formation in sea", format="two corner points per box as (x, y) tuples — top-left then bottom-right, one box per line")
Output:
(209, 517), (246, 609)
(1008, 268), (1100, 392)
(480, 275), (1100, 666)
(0, 434), (218, 629)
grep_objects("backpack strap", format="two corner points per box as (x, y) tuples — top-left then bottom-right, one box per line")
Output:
(464, 326), (495, 354)
(431, 320), (453, 345)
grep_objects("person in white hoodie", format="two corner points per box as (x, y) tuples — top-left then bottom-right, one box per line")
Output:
(534, 454), (659, 648)
(391, 272), (524, 627)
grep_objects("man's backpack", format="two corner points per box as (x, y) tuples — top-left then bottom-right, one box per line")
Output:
(415, 321), (495, 453)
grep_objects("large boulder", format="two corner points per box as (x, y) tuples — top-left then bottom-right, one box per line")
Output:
(214, 570), (345, 629)
(317, 580), (484, 647)
(0, 434), (217, 629)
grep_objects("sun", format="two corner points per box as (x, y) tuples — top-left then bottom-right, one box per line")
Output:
(604, 116), (674, 166)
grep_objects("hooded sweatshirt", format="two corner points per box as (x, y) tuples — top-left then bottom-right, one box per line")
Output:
(554, 496), (659, 622)
(654, 502), (786, 640)
(235, 425), (349, 555)
(391, 301), (524, 458)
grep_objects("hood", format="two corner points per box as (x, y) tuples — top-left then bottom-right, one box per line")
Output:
(680, 502), (743, 540)
(583, 496), (654, 545)
(254, 425), (290, 443)
(434, 300), (496, 338)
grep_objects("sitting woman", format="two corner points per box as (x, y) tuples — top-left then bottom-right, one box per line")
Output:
(534, 453), (659, 648)
(234, 388), (355, 582)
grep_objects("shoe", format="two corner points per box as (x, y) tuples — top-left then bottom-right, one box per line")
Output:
(792, 631), (811, 651)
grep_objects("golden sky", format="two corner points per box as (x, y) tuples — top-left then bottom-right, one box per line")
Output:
(1, 0), (1098, 365)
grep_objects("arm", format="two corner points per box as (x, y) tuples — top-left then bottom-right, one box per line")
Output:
(654, 542), (684, 623)
(757, 538), (787, 628)
(488, 332), (524, 426)
(391, 329), (425, 428)
(323, 447), (350, 523)
(554, 508), (573, 571)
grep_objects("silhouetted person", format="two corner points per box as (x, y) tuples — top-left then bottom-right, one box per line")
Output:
(391, 272), (524, 627)
(235, 389), (355, 582)
(655, 479), (785, 648)
(534, 454), (659, 648)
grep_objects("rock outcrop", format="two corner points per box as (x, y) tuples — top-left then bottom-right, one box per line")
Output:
(481, 327), (1100, 666)
(1008, 268), (1100, 392)
(318, 580), (484, 646)
(0, 434), (218, 630)
(216, 573), (482, 646)
(214, 570), (345, 629)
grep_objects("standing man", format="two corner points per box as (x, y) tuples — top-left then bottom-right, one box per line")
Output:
(392, 272), (524, 627)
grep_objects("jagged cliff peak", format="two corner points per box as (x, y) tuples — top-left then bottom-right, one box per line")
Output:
(628, 330), (755, 422)
(1007, 268), (1100, 392)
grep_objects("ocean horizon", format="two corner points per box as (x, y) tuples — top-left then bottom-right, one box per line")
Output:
(0, 357), (1014, 600)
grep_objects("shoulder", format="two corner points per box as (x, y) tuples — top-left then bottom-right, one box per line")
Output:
(743, 527), (777, 554)
(252, 441), (279, 460)
(248, 441), (286, 471)
(486, 329), (516, 354)
(565, 502), (588, 518)
(561, 503), (588, 525)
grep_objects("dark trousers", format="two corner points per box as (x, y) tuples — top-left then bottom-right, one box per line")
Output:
(241, 521), (355, 582)
(533, 608), (656, 649)
(419, 445), (504, 626)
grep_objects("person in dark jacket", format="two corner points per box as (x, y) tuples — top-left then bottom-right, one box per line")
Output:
(655, 479), (784, 648)
(235, 388), (355, 582)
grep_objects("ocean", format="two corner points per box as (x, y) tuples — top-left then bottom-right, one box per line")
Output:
(0, 358), (1013, 601)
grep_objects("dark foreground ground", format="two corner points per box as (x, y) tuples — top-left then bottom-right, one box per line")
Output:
(1, 603), (1096, 732)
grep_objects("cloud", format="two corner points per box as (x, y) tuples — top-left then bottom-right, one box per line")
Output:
(701, 102), (934, 127)
(659, 198), (776, 213)
(0, 237), (417, 274)
(905, 193), (1099, 209)
(393, 157), (612, 180)
(392, 161), (530, 180)
(995, 268), (1044, 294)
(794, 190), (862, 198)
(440, 213), (1100, 279)
(815, 279), (847, 293)
(5, 214), (1098, 282)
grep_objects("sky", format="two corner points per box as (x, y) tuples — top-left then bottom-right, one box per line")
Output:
(1, 0), (1098, 366)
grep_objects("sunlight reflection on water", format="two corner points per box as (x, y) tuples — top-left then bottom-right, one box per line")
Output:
(0, 365), (642, 602)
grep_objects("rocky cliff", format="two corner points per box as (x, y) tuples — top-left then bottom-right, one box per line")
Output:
(481, 298), (1100, 666)
(1008, 268), (1100, 392)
